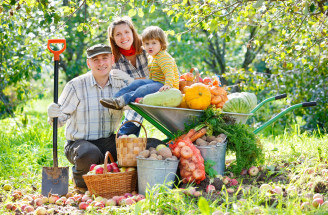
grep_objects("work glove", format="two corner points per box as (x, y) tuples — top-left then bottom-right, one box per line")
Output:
(48, 103), (61, 118)
(47, 103), (65, 127)
(110, 69), (134, 85)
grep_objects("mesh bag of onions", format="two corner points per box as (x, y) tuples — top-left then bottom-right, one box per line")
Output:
(169, 131), (206, 184)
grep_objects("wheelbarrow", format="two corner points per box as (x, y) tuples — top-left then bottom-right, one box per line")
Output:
(129, 94), (317, 141)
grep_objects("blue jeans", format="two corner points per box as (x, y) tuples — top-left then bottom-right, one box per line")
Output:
(118, 118), (141, 137)
(114, 79), (163, 104)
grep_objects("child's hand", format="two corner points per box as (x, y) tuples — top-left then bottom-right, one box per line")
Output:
(159, 85), (171, 92)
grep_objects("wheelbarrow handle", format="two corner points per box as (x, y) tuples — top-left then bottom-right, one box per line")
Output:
(275, 93), (287, 100)
(47, 39), (66, 61)
(254, 101), (316, 134)
(302, 101), (317, 107)
(251, 93), (287, 114)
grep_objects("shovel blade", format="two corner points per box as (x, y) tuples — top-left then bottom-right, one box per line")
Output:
(42, 167), (69, 196)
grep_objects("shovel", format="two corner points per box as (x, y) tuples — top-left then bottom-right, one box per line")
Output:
(42, 39), (69, 196)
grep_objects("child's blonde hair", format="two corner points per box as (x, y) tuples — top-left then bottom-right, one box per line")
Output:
(141, 26), (168, 50)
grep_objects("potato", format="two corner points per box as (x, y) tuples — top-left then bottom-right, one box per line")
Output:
(149, 153), (158, 160)
(201, 135), (207, 141)
(215, 137), (224, 143)
(138, 150), (150, 158)
(206, 136), (216, 142)
(218, 133), (227, 139)
(150, 149), (157, 155)
(208, 141), (217, 145)
(195, 138), (208, 146)
(158, 147), (172, 159)
(157, 155), (163, 160)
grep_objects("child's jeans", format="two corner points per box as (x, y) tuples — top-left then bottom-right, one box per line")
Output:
(114, 79), (163, 104)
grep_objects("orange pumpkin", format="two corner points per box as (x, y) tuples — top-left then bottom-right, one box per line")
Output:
(179, 94), (189, 108)
(184, 73), (194, 82)
(184, 83), (211, 110)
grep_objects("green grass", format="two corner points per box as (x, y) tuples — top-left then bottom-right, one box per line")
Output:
(1, 99), (328, 214)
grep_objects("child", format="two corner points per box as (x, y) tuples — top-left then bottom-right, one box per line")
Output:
(100, 26), (179, 110)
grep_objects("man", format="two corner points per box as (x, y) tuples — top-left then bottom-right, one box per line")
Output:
(47, 44), (124, 192)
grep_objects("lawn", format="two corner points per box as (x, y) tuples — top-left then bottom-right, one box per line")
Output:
(0, 99), (328, 214)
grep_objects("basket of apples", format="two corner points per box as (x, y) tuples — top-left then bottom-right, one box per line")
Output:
(116, 120), (147, 167)
(82, 151), (137, 198)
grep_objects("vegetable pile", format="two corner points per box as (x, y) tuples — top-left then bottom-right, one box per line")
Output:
(169, 130), (206, 184)
(185, 107), (264, 175)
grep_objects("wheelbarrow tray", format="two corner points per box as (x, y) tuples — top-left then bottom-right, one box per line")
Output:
(130, 103), (252, 134)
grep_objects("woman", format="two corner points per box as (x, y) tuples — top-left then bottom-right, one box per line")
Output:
(102, 16), (149, 137)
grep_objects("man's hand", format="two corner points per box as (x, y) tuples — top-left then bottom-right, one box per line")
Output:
(110, 69), (134, 85)
(48, 103), (61, 118)
(47, 103), (64, 127)
(159, 85), (171, 92)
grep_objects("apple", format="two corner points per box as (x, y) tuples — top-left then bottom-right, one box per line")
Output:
(5, 203), (13, 210)
(89, 164), (97, 171)
(125, 197), (136, 205)
(79, 202), (89, 210)
(203, 77), (212, 85)
(135, 194), (145, 202)
(3, 184), (12, 191)
(35, 206), (47, 215)
(48, 194), (60, 204)
(212, 210), (224, 215)
(286, 186), (297, 195)
(86, 199), (93, 204)
(94, 196), (105, 203)
(34, 198), (43, 206)
(156, 144), (167, 151)
(134, 97), (143, 103)
(206, 185), (216, 193)
(112, 166), (120, 172)
(24, 205), (34, 212)
(229, 179), (238, 186)
(321, 201), (328, 207)
(222, 176), (231, 185)
(313, 193), (324, 200)
(313, 198), (324, 208)
(248, 166), (259, 176)
(94, 202), (105, 208)
(259, 184), (272, 193)
(55, 198), (64, 206)
(105, 199), (117, 206)
(194, 191), (202, 197)
(95, 166), (104, 174)
(120, 135), (128, 138)
(82, 195), (92, 202)
(271, 186), (283, 195)
(227, 188), (235, 193)
(126, 167), (136, 172)
(120, 167), (127, 172)
(65, 197), (76, 206)
(198, 77), (203, 83)
(107, 164), (113, 172)
(111, 162), (119, 168)
(131, 191), (138, 195)
(128, 134), (137, 138)
(300, 202), (311, 210)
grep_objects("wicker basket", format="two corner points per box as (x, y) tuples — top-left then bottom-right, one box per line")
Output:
(82, 151), (137, 198)
(116, 120), (147, 167)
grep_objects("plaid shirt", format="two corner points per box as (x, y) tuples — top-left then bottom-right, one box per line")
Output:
(57, 72), (123, 141)
(112, 49), (149, 126)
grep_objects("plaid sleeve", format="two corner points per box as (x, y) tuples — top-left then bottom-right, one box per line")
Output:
(124, 110), (143, 126)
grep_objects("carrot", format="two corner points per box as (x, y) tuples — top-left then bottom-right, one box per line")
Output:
(183, 129), (197, 140)
(190, 128), (207, 142)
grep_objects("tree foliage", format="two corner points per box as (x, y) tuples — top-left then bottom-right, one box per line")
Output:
(0, 0), (327, 131)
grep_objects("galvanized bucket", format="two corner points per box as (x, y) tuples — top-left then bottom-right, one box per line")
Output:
(196, 140), (227, 176)
(137, 158), (179, 195)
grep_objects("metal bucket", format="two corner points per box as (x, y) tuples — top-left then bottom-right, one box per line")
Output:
(223, 112), (253, 124)
(137, 158), (179, 195)
(196, 141), (227, 176)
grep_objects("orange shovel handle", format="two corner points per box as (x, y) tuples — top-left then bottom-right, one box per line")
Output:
(47, 39), (66, 61)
